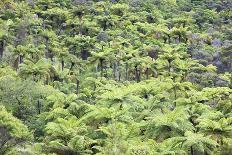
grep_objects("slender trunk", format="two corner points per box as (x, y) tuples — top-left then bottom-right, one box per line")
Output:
(178, 34), (181, 43)
(45, 38), (49, 59)
(168, 35), (171, 44)
(146, 68), (149, 79)
(93, 82), (96, 91)
(14, 57), (19, 70)
(45, 74), (49, 85)
(190, 146), (194, 155)
(173, 78), (177, 105)
(0, 40), (4, 59)
(174, 86), (177, 100)
(61, 58), (64, 71)
(117, 61), (121, 81)
(100, 59), (103, 78)
(70, 62), (75, 71)
(125, 62), (128, 81)
(76, 79), (80, 95)
(19, 55), (23, 64)
(135, 66), (140, 82)
(37, 100), (41, 114)
(168, 60), (172, 75)
(221, 137), (223, 146)
(95, 65), (98, 78)
(105, 64), (108, 78)
(113, 62), (116, 80)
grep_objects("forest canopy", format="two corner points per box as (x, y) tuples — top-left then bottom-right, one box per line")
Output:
(0, 0), (231, 155)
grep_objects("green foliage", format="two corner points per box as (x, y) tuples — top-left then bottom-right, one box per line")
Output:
(0, 105), (32, 155)
(0, 0), (231, 154)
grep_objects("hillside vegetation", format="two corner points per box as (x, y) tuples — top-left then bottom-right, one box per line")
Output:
(0, 0), (231, 155)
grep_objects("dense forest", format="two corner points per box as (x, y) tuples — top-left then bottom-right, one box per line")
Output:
(0, 0), (231, 154)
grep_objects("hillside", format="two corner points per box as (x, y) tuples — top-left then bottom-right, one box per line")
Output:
(0, 0), (231, 155)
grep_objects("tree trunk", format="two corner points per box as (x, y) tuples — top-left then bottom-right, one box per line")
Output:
(61, 58), (64, 71)
(145, 68), (149, 79)
(13, 57), (18, 70)
(76, 79), (80, 95)
(174, 86), (177, 101)
(125, 62), (128, 81)
(168, 35), (171, 44)
(100, 59), (104, 78)
(190, 146), (194, 155)
(113, 62), (116, 80)
(105, 64), (108, 78)
(19, 55), (23, 64)
(95, 65), (98, 78)
(45, 75), (49, 85)
(173, 78), (177, 104)
(103, 20), (107, 31)
(70, 62), (75, 71)
(135, 66), (140, 82)
(117, 61), (121, 81)
(45, 38), (49, 59)
(168, 60), (172, 74)
(178, 34), (181, 43)
(37, 100), (41, 114)
(0, 40), (4, 59)
(81, 49), (90, 60)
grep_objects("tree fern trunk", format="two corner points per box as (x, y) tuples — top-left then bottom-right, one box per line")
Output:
(174, 86), (177, 100)
(76, 79), (80, 95)
(168, 35), (171, 44)
(95, 65), (98, 78)
(117, 61), (121, 81)
(168, 61), (171, 73)
(45, 38), (49, 59)
(190, 146), (194, 155)
(125, 62), (128, 81)
(178, 34), (181, 43)
(113, 62), (116, 80)
(0, 40), (4, 59)
(61, 58), (64, 71)
(135, 66), (140, 82)
(105, 64), (108, 78)
(37, 100), (41, 114)
(100, 59), (103, 78)
(146, 68), (149, 79)
(19, 55), (23, 64)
